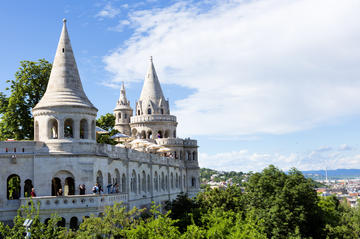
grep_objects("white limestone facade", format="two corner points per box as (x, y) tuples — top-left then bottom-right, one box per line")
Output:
(0, 20), (200, 228)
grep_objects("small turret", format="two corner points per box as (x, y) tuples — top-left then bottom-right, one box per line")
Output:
(114, 82), (133, 135)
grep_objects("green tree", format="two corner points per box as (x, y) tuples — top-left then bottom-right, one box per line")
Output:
(96, 113), (119, 145)
(0, 59), (51, 140)
(245, 165), (322, 239)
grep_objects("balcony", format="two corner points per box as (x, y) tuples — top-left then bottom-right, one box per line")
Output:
(20, 193), (128, 210)
(130, 115), (177, 124)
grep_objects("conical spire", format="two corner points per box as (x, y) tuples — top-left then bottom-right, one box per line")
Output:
(139, 56), (165, 102)
(34, 19), (96, 110)
(115, 82), (131, 109)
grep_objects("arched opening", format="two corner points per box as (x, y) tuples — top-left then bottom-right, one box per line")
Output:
(154, 171), (158, 192)
(122, 173), (126, 192)
(131, 170), (137, 193)
(147, 131), (153, 139)
(52, 177), (62, 196)
(142, 171), (146, 193)
(137, 110), (140, 115)
(115, 169), (120, 185)
(124, 113), (127, 119)
(34, 121), (39, 140)
(107, 173), (112, 194)
(91, 120), (96, 140)
(147, 108), (152, 114)
(164, 130), (170, 138)
(176, 173), (179, 189)
(7, 174), (20, 200)
(193, 152), (197, 161)
(24, 179), (33, 197)
(64, 177), (75, 196)
(138, 174), (141, 194)
(48, 119), (58, 139)
(70, 217), (78, 231)
(192, 177), (196, 188)
(188, 151), (192, 161)
(140, 131), (146, 139)
(96, 171), (103, 188)
(157, 131), (163, 139)
(118, 113), (121, 120)
(57, 218), (66, 228)
(161, 172), (165, 191)
(147, 174), (151, 193)
(64, 119), (74, 138)
(166, 175), (168, 190)
(44, 218), (50, 226)
(161, 108), (164, 114)
(183, 175), (186, 189)
(132, 129), (138, 138)
(170, 173), (174, 189)
(80, 119), (88, 139)
(173, 130), (176, 138)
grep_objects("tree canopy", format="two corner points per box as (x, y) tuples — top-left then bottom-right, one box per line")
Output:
(96, 113), (118, 145)
(0, 59), (51, 140)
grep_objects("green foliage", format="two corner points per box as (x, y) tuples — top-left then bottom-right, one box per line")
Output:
(96, 113), (119, 145)
(7, 175), (20, 200)
(200, 168), (245, 185)
(0, 59), (51, 140)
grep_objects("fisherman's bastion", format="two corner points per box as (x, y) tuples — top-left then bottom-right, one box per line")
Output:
(0, 20), (200, 228)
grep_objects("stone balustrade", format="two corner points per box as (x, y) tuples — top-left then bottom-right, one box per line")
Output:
(130, 115), (177, 124)
(20, 193), (128, 210)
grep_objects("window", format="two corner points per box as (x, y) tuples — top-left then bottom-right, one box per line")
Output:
(64, 119), (73, 138)
(49, 119), (58, 139)
(148, 108), (152, 114)
(80, 119), (88, 139)
(161, 108), (164, 114)
(124, 113), (127, 119)
(7, 174), (21, 200)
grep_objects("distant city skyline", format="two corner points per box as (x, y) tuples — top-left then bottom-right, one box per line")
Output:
(1, 0), (360, 172)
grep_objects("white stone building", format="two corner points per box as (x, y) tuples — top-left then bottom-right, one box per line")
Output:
(0, 20), (200, 228)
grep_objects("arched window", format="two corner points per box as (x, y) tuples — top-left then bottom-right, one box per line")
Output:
(141, 131), (146, 139)
(57, 218), (66, 228)
(157, 131), (163, 139)
(171, 173), (174, 189)
(122, 173), (126, 193)
(80, 119), (88, 139)
(34, 121), (39, 140)
(64, 119), (74, 138)
(193, 152), (197, 161)
(147, 174), (151, 193)
(24, 179), (33, 197)
(70, 217), (78, 231)
(48, 119), (58, 139)
(166, 175), (168, 190)
(7, 174), (21, 200)
(147, 131), (153, 139)
(164, 130), (170, 138)
(154, 171), (158, 192)
(96, 170), (103, 188)
(161, 172), (165, 191)
(118, 113), (121, 119)
(64, 177), (75, 196)
(192, 177), (196, 188)
(138, 174), (141, 194)
(173, 130), (176, 138)
(51, 177), (61, 196)
(115, 169), (120, 185)
(147, 108), (152, 114)
(91, 120), (96, 140)
(124, 113), (127, 119)
(175, 173), (179, 189)
(137, 110), (140, 115)
(142, 171), (146, 193)
(161, 108), (164, 114)
(183, 175), (186, 190)
(131, 170), (137, 193)
(188, 152), (192, 161)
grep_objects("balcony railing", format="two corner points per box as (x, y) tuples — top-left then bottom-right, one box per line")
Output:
(20, 193), (128, 210)
(130, 115), (177, 124)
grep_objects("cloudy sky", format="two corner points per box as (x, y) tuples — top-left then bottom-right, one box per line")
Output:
(1, 0), (360, 172)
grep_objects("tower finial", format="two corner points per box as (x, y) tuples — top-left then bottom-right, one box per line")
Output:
(149, 56), (153, 62)
(63, 18), (67, 23)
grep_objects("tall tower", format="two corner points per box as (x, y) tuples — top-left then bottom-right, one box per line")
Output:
(114, 82), (133, 135)
(130, 57), (177, 139)
(32, 19), (98, 144)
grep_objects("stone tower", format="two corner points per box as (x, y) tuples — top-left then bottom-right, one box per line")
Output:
(130, 57), (177, 139)
(32, 19), (98, 144)
(114, 82), (133, 135)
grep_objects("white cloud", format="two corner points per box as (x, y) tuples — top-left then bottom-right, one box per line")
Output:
(96, 3), (120, 19)
(199, 144), (360, 172)
(103, 0), (360, 137)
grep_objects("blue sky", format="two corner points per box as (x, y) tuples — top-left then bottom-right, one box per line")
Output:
(1, 0), (360, 172)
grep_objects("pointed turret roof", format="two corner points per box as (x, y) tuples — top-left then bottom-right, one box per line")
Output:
(114, 82), (131, 110)
(34, 19), (96, 111)
(139, 56), (165, 102)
